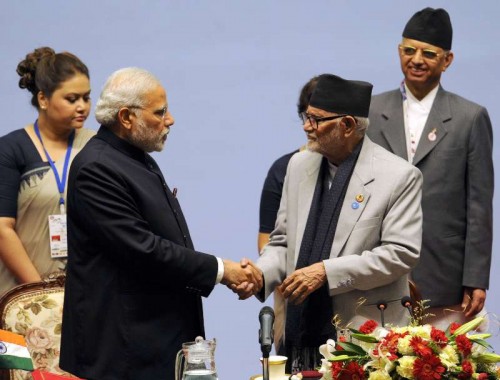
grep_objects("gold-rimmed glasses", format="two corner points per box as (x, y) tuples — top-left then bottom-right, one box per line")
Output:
(398, 44), (447, 60)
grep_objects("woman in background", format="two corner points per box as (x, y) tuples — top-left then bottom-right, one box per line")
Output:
(0, 47), (95, 295)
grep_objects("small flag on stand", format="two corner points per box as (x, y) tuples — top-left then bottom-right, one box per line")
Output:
(0, 329), (34, 371)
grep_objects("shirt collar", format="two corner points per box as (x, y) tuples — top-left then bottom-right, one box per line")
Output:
(96, 125), (148, 163)
(404, 82), (439, 111)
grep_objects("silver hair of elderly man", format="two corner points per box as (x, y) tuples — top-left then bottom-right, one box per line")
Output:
(95, 67), (162, 127)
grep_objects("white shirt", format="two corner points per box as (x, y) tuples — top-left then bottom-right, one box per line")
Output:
(403, 83), (439, 162)
(216, 257), (224, 284)
(327, 161), (338, 188)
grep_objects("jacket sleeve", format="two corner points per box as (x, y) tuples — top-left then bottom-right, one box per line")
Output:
(462, 106), (493, 289)
(256, 158), (293, 301)
(69, 160), (218, 296)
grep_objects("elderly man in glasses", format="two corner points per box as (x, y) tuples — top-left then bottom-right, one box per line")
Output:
(367, 8), (493, 330)
(246, 74), (423, 374)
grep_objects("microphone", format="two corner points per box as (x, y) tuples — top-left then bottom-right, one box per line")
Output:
(259, 306), (275, 357)
(376, 300), (387, 327)
(401, 296), (414, 319)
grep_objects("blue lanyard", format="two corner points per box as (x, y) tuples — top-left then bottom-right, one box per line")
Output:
(34, 120), (75, 214)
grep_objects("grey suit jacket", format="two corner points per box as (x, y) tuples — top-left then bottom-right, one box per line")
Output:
(367, 87), (494, 307)
(257, 137), (422, 329)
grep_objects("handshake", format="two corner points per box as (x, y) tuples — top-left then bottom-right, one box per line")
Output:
(221, 258), (263, 300)
(220, 259), (327, 303)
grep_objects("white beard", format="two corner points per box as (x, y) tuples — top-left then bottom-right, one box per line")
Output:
(128, 118), (169, 152)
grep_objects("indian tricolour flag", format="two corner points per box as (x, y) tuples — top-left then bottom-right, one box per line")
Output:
(0, 329), (34, 371)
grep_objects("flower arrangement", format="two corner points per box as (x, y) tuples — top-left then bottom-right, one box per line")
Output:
(316, 316), (500, 380)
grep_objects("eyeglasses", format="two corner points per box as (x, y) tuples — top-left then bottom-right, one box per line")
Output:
(129, 105), (168, 119)
(300, 112), (347, 129)
(399, 44), (445, 60)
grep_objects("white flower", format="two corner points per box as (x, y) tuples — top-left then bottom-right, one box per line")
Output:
(391, 326), (409, 334)
(364, 355), (395, 374)
(408, 324), (432, 339)
(318, 338), (336, 379)
(318, 358), (332, 378)
(439, 345), (459, 369)
(319, 339), (336, 360)
(470, 339), (488, 356)
(368, 369), (391, 380)
(352, 327), (386, 354)
(396, 356), (416, 379)
(396, 335), (413, 355)
(372, 327), (390, 340)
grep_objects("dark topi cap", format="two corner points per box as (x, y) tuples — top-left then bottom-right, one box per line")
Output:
(309, 74), (373, 118)
(403, 7), (453, 50)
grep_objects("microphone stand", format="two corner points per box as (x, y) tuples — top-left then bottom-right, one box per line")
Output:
(377, 301), (387, 328)
(401, 296), (414, 320)
(262, 355), (270, 380)
(261, 338), (271, 380)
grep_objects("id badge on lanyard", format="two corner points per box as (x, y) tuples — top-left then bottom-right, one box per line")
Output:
(34, 120), (74, 259)
(48, 214), (68, 258)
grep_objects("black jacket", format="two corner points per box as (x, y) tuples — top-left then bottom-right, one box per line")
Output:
(60, 126), (218, 380)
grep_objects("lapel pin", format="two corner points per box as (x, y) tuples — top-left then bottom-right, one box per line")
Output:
(351, 202), (360, 210)
(428, 128), (437, 142)
(355, 194), (364, 203)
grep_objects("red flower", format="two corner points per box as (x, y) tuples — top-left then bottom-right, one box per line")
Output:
(458, 360), (473, 380)
(331, 361), (344, 379)
(449, 322), (462, 334)
(430, 327), (448, 348)
(376, 331), (405, 361)
(410, 336), (434, 357)
(455, 335), (472, 357)
(336, 336), (347, 351)
(476, 373), (488, 380)
(359, 320), (378, 334)
(381, 331), (405, 356)
(413, 355), (445, 380)
(338, 361), (365, 380)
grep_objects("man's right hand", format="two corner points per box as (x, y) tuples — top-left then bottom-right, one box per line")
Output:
(222, 258), (263, 299)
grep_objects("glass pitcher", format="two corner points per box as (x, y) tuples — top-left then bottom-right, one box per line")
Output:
(175, 336), (218, 380)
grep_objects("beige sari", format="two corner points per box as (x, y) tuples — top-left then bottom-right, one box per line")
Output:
(0, 127), (95, 295)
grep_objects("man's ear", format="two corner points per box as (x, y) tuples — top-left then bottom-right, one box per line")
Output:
(117, 107), (134, 130)
(443, 51), (454, 72)
(342, 116), (357, 136)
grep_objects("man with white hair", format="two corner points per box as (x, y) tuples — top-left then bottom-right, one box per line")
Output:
(250, 74), (423, 374)
(60, 67), (262, 380)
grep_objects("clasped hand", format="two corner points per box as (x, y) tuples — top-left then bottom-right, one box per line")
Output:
(229, 260), (327, 304)
(222, 258), (263, 299)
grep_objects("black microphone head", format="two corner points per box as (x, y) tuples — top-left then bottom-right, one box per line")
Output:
(259, 306), (274, 355)
(376, 300), (388, 310)
(401, 296), (412, 308)
(259, 306), (275, 319)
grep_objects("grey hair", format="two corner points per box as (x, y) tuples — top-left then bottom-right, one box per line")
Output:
(354, 116), (370, 136)
(95, 67), (161, 126)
